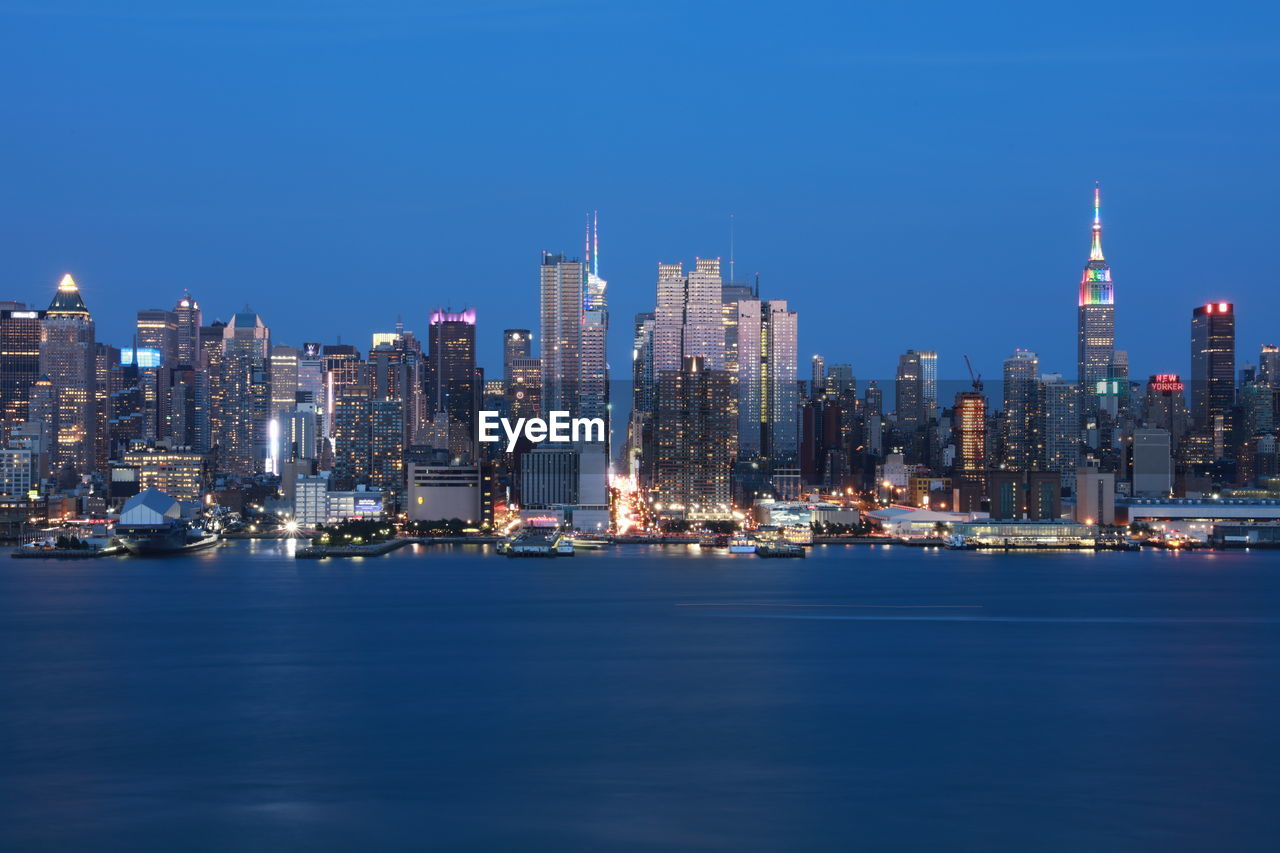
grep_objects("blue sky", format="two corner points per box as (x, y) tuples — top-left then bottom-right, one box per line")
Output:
(2, 0), (1277, 388)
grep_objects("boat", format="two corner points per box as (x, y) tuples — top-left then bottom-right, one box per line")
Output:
(728, 535), (757, 554)
(503, 530), (576, 557)
(756, 541), (805, 558)
(114, 487), (222, 556)
(568, 536), (609, 550)
(116, 522), (220, 556)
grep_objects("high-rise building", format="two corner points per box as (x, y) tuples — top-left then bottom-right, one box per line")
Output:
(0, 303), (45, 432)
(39, 275), (97, 475)
(503, 330), (532, 380)
(218, 309), (271, 475)
(1190, 302), (1236, 432)
(1260, 345), (1280, 388)
(827, 364), (855, 395)
(1001, 349), (1040, 470)
(920, 351), (938, 419)
(736, 299), (798, 461)
(864, 381), (883, 418)
(163, 365), (208, 451)
(1038, 373), (1079, 490)
(654, 258), (724, 373)
(174, 292), (202, 367)
(810, 354), (826, 395)
(505, 357), (542, 421)
(1141, 374), (1190, 445)
(653, 356), (735, 518)
(953, 391), (987, 495)
(895, 350), (926, 428)
(1078, 184), (1116, 414)
(332, 384), (372, 490)
(540, 252), (584, 415)
(269, 345), (300, 422)
(369, 398), (405, 507)
(581, 213), (609, 429)
(426, 308), (478, 460)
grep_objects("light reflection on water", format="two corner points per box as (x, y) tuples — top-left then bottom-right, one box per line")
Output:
(1, 542), (1278, 849)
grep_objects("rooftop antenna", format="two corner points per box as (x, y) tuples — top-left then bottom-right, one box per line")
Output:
(592, 210), (599, 277)
(729, 213), (735, 285)
(753, 271), (760, 298)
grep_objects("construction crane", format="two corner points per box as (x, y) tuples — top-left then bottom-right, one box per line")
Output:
(963, 354), (983, 393)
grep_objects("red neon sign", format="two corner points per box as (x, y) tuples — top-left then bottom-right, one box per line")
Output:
(1150, 374), (1183, 392)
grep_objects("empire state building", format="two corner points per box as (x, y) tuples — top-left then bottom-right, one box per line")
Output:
(1077, 183), (1115, 413)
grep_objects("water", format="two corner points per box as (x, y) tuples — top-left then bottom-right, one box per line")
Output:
(2, 542), (1278, 851)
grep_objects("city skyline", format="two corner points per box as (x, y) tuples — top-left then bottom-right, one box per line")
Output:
(6, 188), (1277, 402)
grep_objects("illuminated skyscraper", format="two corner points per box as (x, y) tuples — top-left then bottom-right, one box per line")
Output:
(503, 329), (532, 379)
(218, 309), (271, 475)
(1001, 349), (1039, 470)
(1141, 374), (1190, 444)
(0, 303), (44, 431)
(580, 213), (609, 429)
(174, 291), (202, 367)
(811, 354), (826, 395)
(39, 274), (97, 475)
(654, 258), (724, 373)
(953, 390), (987, 494)
(736, 299), (798, 461)
(269, 345), (300, 422)
(1258, 344), (1279, 388)
(136, 308), (178, 441)
(653, 356), (735, 518)
(1077, 183), (1116, 413)
(426, 308), (478, 460)
(1038, 373), (1080, 489)
(540, 252), (585, 415)
(1190, 302), (1236, 432)
(895, 350), (925, 428)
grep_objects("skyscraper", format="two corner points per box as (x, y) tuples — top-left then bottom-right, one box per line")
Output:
(39, 274), (97, 475)
(953, 391), (987, 496)
(1038, 373), (1080, 489)
(1078, 183), (1116, 414)
(503, 329), (532, 379)
(540, 252), (584, 415)
(895, 350), (925, 429)
(810, 354), (826, 395)
(653, 356), (735, 519)
(174, 291), (202, 367)
(736, 299), (799, 461)
(135, 308), (180, 441)
(1258, 344), (1279, 388)
(580, 213), (609, 429)
(1190, 302), (1236, 433)
(269, 345), (300, 422)
(218, 309), (271, 475)
(0, 303), (44, 431)
(426, 308), (478, 460)
(1001, 349), (1040, 470)
(654, 258), (724, 373)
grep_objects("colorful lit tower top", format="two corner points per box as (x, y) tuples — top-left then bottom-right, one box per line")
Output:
(1077, 182), (1117, 412)
(1079, 183), (1113, 307)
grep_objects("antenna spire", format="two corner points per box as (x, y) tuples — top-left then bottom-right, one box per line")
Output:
(729, 214), (735, 285)
(592, 210), (599, 277)
(1090, 181), (1105, 262)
